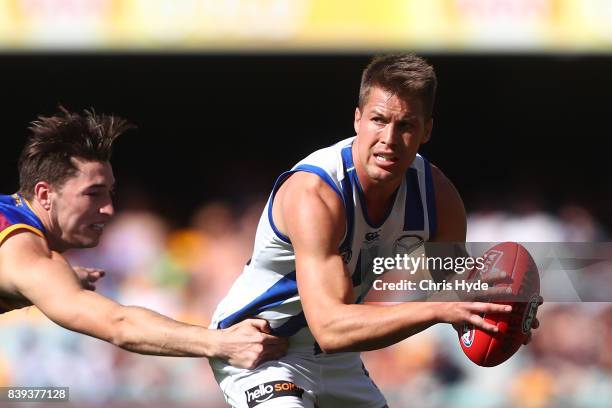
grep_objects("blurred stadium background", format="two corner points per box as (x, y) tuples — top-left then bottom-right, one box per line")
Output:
(0, 1), (611, 407)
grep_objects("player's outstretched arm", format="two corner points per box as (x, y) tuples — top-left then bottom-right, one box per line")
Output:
(0, 232), (286, 365)
(274, 172), (511, 353)
(212, 318), (288, 369)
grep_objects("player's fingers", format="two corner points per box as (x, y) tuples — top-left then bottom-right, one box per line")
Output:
(245, 318), (272, 334)
(261, 333), (289, 349)
(259, 342), (289, 363)
(468, 302), (512, 314)
(468, 314), (499, 333)
(531, 317), (540, 329)
(87, 269), (105, 278)
(259, 333), (287, 346)
(266, 340), (289, 357)
(88, 273), (105, 282)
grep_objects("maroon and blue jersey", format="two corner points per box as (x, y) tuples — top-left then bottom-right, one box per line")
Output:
(0, 193), (46, 314)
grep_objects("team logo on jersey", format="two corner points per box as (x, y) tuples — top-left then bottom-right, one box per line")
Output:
(245, 381), (304, 407)
(392, 235), (424, 256)
(365, 229), (382, 242)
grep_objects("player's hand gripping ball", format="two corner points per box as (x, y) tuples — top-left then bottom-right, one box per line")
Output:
(459, 242), (541, 367)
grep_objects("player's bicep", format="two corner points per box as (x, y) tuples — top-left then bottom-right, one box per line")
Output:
(2, 233), (120, 338)
(280, 175), (352, 329)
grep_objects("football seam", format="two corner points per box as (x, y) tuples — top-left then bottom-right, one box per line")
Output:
(486, 243), (517, 366)
(510, 242), (519, 282)
(483, 312), (496, 365)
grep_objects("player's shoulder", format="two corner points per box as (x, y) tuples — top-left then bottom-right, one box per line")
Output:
(295, 137), (354, 178)
(0, 193), (30, 217)
(283, 171), (344, 211)
(278, 171), (346, 246)
(0, 226), (51, 261)
(285, 137), (353, 206)
(0, 227), (53, 297)
(0, 193), (46, 246)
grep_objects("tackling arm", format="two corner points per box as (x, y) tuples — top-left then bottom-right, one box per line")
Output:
(0, 232), (285, 366)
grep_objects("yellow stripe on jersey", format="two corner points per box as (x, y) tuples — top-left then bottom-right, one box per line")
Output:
(0, 224), (45, 246)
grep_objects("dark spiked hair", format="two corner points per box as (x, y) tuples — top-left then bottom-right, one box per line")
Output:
(359, 54), (437, 118)
(18, 107), (134, 199)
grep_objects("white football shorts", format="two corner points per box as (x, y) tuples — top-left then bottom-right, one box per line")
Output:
(211, 351), (387, 408)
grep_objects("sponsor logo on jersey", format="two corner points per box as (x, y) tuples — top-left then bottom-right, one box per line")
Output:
(522, 294), (541, 334)
(11, 194), (23, 207)
(245, 381), (304, 407)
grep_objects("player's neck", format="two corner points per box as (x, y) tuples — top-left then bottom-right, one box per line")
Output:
(27, 198), (66, 252)
(354, 165), (401, 226)
(362, 184), (399, 225)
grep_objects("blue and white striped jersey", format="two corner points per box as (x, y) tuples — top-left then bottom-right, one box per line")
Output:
(211, 137), (437, 349)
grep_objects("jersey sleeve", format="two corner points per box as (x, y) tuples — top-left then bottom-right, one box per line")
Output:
(0, 211), (45, 246)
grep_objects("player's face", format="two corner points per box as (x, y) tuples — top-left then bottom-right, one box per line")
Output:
(354, 86), (432, 187)
(50, 158), (115, 249)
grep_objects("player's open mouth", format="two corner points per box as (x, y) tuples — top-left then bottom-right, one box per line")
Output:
(374, 154), (397, 164)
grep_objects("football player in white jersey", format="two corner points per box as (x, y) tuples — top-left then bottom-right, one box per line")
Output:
(211, 54), (539, 407)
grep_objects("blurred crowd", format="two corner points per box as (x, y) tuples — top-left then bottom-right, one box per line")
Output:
(0, 197), (610, 408)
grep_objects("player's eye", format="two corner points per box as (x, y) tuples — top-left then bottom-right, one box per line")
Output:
(371, 116), (385, 124)
(398, 121), (414, 130)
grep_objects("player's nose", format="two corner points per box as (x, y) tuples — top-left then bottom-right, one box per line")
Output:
(100, 202), (114, 217)
(380, 123), (398, 146)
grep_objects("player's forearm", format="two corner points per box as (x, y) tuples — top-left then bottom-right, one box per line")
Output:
(109, 305), (217, 357)
(310, 302), (438, 353)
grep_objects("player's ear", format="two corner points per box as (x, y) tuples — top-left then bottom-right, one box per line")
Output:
(34, 181), (52, 211)
(354, 107), (362, 134)
(422, 118), (433, 144)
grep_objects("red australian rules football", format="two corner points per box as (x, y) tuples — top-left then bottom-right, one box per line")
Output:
(459, 242), (541, 367)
